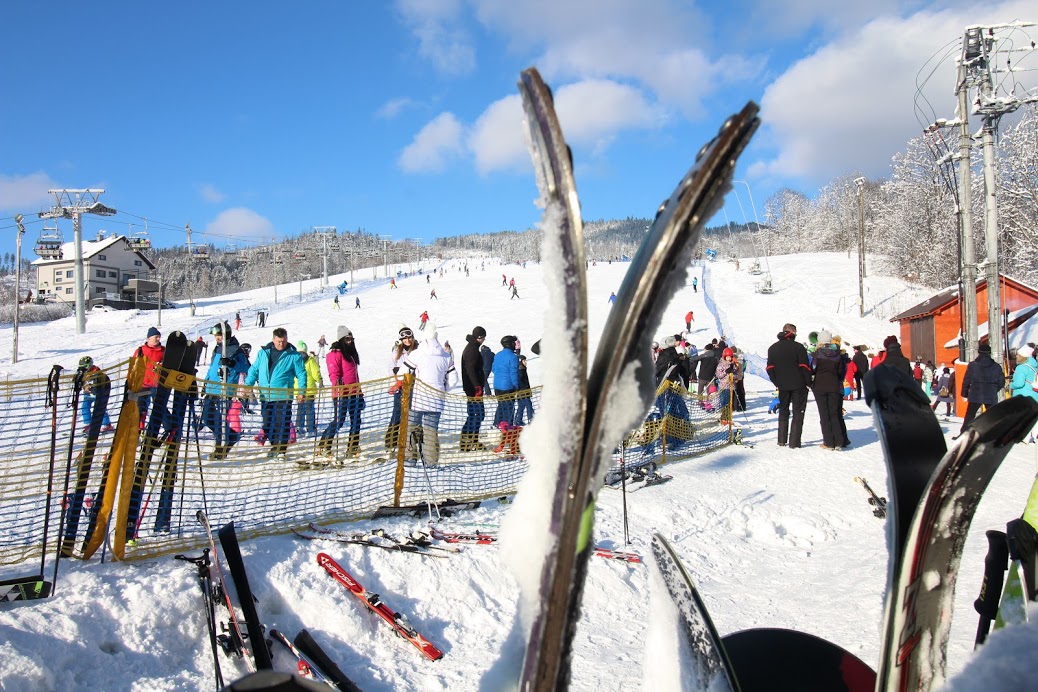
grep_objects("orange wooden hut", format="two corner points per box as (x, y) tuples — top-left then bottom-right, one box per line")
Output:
(889, 274), (1038, 366)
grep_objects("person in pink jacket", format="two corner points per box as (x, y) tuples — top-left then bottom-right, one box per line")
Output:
(315, 325), (364, 462)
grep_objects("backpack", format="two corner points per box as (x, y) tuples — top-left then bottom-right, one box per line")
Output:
(913, 364), (923, 381)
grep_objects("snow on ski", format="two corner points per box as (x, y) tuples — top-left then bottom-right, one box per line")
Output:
(218, 520), (274, 670)
(514, 64), (760, 691)
(875, 395), (1038, 691)
(650, 533), (739, 691)
(293, 628), (363, 692)
(316, 552), (443, 661)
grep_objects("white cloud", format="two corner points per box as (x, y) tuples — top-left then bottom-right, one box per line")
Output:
(467, 80), (663, 175)
(754, 1), (1038, 184)
(204, 207), (275, 240)
(375, 97), (415, 120)
(395, 0), (476, 76)
(0, 172), (61, 212)
(199, 184), (226, 204)
(399, 112), (465, 173)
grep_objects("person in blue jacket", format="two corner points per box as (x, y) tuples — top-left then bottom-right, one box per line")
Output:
(491, 335), (520, 427)
(245, 327), (307, 459)
(200, 322), (250, 460)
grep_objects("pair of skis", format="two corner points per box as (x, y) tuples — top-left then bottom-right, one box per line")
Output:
(293, 523), (458, 558)
(513, 66), (760, 690)
(271, 628), (361, 691)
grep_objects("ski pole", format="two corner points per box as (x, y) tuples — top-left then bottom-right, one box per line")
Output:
(54, 365), (86, 588)
(40, 365), (63, 582)
(973, 529), (1009, 648)
(619, 440), (630, 546)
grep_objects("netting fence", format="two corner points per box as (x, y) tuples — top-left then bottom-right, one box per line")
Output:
(0, 358), (731, 568)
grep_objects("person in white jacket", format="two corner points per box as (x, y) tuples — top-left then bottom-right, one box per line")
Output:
(402, 323), (458, 466)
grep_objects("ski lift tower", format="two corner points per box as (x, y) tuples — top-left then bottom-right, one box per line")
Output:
(38, 189), (116, 334)
(313, 226), (337, 287)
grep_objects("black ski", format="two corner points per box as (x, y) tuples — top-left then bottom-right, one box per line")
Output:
(650, 534), (740, 691)
(197, 510), (249, 666)
(875, 395), (1038, 690)
(218, 520), (274, 670)
(61, 361), (112, 555)
(153, 340), (198, 533)
(722, 628), (875, 691)
(291, 525), (449, 559)
(125, 332), (189, 542)
(516, 65), (760, 691)
(292, 628), (363, 691)
(853, 476), (887, 518)
(174, 549), (225, 689)
(0, 576), (53, 602)
(372, 499), (480, 519)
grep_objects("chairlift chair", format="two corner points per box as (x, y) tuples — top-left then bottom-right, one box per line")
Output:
(34, 226), (64, 259)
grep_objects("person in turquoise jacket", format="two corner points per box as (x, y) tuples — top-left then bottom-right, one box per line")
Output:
(245, 327), (307, 458)
(1009, 344), (1038, 404)
(200, 322), (251, 460)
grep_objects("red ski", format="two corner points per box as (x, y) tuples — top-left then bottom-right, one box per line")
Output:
(594, 547), (642, 564)
(429, 527), (497, 545)
(316, 552), (444, 661)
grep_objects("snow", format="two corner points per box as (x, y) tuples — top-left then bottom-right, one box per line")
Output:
(1, 251), (1036, 691)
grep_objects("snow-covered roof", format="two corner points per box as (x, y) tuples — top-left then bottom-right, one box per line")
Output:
(941, 303), (1038, 348)
(891, 274), (1038, 322)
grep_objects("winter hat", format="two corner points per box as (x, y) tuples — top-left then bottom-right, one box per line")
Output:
(472, 326), (487, 339)
(722, 348), (734, 358)
(296, 341), (307, 352)
(501, 335), (517, 350)
(833, 335), (843, 345)
(816, 329), (832, 345)
(147, 327), (161, 338)
(651, 341), (659, 350)
(426, 322), (439, 341)
(79, 356), (93, 369)
(663, 335), (677, 348)
(978, 342), (991, 354)
(883, 335), (899, 349)
(335, 325), (352, 341)
(1018, 344), (1035, 360)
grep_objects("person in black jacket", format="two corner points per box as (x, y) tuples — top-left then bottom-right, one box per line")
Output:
(696, 344), (719, 397)
(460, 326), (489, 451)
(655, 335), (691, 419)
(766, 323), (813, 448)
(852, 345), (870, 400)
(957, 342), (1007, 436)
(880, 335), (912, 375)
(812, 342), (846, 450)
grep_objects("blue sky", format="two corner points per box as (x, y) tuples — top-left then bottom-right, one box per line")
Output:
(1, 0), (1034, 256)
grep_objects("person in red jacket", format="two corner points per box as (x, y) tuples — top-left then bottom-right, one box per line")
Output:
(685, 310), (695, 331)
(133, 327), (165, 429)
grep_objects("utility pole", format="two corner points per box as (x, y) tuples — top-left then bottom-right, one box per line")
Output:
(313, 226), (336, 288)
(854, 178), (866, 318)
(12, 215), (25, 363)
(38, 189), (116, 334)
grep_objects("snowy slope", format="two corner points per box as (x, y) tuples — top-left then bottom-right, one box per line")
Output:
(0, 252), (1035, 691)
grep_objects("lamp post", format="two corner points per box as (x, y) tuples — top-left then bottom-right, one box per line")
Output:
(12, 215), (25, 364)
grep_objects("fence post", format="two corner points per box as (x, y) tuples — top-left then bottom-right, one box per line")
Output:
(391, 374), (414, 508)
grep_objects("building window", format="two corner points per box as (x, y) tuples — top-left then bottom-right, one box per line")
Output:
(108, 271), (117, 278)
(66, 288), (73, 294)
(99, 254), (106, 260)
(66, 270), (73, 277)
(134, 260), (142, 266)
(55, 275), (63, 283)
(95, 286), (105, 294)
(96, 269), (106, 278)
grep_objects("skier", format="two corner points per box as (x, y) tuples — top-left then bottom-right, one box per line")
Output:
(200, 322), (250, 460)
(333, 295), (340, 310)
(502, 274), (507, 286)
(715, 348), (741, 425)
(608, 292), (616, 304)
(879, 335), (911, 374)
(426, 274), (431, 284)
(515, 355), (534, 425)
(294, 342), (323, 438)
(403, 323), (458, 467)
(692, 276), (699, 293)
(390, 278), (397, 289)
(460, 326), (489, 451)
(79, 357), (113, 434)
(195, 335), (207, 365)
(419, 310), (429, 330)
(355, 297), (361, 309)
(385, 325), (418, 451)
(316, 326), (363, 462)
(685, 310), (694, 332)
(931, 367), (956, 419)
(235, 311), (242, 331)
(316, 334), (327, 358)
(811, 338), (846, 450)
(244, 327), (307, 460)
(852, 345), (870, 400)
(957, 342), (1006, 437)
(132, 327), (165, 428)
(491, 335), (521, 428)
(430, 288), (438, 300)
(766, 323), (812, 448)
(511, 285), (519, 300)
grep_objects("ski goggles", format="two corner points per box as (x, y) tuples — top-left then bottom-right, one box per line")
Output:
(399, 329), (414, 339)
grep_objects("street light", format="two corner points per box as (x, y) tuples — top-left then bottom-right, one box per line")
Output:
(12, 214), (25, 364)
